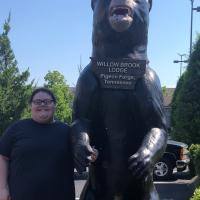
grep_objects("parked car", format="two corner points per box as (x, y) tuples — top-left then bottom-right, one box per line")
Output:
(153, 140), (190, 181)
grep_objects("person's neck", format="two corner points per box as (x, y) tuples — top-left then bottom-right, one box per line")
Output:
(31, 118), (55, 124)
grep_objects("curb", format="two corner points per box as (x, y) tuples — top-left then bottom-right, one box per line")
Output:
(155, 176), (199, 200)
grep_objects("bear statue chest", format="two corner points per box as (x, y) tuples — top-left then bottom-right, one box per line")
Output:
(90, 88), (147, 152)
(100, 89), (135, 120)
(100, 89), (134, 122)
(98, 89), (143, 145)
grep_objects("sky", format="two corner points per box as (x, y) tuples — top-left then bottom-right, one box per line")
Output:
(0, 0), (199, 88)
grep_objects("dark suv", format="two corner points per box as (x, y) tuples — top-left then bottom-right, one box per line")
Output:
(153, 140), (190, 181)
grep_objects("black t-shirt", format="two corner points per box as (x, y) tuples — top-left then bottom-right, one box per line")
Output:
(0, 119), (75, 200)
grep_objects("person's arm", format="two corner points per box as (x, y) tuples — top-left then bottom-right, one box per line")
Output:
(0, 155), (10, 200)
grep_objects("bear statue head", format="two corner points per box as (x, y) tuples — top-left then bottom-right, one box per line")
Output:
(91, 0), (152, 59)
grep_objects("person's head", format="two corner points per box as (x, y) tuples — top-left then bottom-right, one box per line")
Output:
(29, 87), (56, 124)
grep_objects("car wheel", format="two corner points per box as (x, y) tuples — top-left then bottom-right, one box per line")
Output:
(153, 158), (173, 181)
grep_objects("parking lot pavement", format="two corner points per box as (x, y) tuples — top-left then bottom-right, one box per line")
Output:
(155, 170), (199, 200)
(154, 169), (199, 200)
(75, 180), (86, 199)
(75, 171), (199, 200)
(155, 175), (199, 200)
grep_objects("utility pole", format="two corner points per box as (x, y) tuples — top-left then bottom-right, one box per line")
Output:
(173, 54), (188, 77)
(189, 0), (200, 56)
(190, 0), (194, 56)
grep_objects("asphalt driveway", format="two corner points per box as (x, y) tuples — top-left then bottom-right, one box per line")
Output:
(75, 171), (199, 200)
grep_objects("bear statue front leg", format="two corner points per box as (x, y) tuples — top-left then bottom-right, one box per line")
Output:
(128, 128), (167, 181)
(126, 73), (168, 199)
(71, 119), (94, 173)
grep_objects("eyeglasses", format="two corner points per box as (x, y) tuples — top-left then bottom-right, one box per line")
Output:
(32, 99), (54, 106)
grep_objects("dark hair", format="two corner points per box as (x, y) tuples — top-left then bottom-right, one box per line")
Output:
(29, 87), (56, 104)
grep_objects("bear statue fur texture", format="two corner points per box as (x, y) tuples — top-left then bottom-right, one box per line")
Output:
(71, 0), (167, 199)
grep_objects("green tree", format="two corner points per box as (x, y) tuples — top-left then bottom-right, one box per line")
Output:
(171, 34), (200, 145)
(171, 72), (186, 132)
(44, 70), (74, 123)
(162, 86), (167, 96)
(0, 15), (33, 134)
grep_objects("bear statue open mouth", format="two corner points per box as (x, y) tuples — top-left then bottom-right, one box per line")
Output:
(109, 6), (133, 32)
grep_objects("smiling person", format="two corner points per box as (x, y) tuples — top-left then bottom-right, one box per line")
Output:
(0, 87), (75, 200)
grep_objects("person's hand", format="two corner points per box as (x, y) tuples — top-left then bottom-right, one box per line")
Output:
(128, 148), (153, 180)
(0, 187), (11, 200)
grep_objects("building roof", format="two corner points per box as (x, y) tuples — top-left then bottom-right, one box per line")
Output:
(70, 86), (175, 107)
(163, 88), (175, 107)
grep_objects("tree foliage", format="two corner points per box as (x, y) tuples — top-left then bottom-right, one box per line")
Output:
(189, 144), (200, 176)
(161, 86), (167, 96)
(171, 73), (186, 131)
(190, 188), (200, 200)
(171, 34), (200, 145)
(0, 15), (33, 134)
(44, 70), (74, 123)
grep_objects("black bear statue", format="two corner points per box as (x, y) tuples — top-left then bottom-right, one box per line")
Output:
(71, 0), (168, 199)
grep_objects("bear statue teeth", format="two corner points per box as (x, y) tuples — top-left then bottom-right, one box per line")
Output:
(109, 6), (133, 32)
(110, 6), (132, 17)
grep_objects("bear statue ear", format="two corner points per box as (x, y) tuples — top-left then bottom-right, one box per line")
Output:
(148, 0), (152, 11)
(91, 0), (97, 10)
(91, 0), (94, 10)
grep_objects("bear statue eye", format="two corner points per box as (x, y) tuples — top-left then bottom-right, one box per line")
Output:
(133, 0), (141, 6)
